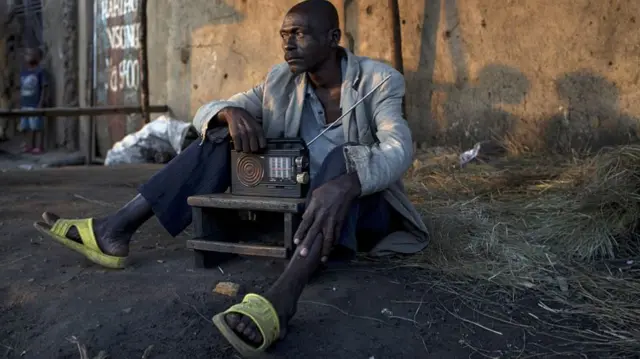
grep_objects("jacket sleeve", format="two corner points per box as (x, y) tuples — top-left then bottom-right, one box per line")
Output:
(191, 83), (264, 139)
(343, 70), (414, 196)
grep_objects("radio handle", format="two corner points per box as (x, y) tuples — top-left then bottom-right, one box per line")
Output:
(266, 137), (308, 150)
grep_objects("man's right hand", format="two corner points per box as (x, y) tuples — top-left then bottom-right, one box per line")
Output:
(218, 107), (267, 153)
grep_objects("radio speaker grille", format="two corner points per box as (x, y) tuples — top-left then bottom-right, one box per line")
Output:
(236, 154), (264, 187)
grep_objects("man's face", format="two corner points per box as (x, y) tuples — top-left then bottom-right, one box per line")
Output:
(280, 12), (336, 74)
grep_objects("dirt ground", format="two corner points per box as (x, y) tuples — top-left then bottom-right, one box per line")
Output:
(0, 165), (595, 359)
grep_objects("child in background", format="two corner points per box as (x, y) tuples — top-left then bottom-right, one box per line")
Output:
(19, 47), (47, 154)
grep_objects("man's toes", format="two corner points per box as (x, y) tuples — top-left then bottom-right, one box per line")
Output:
(242, 325), (256, 342)
(225, 313), (241, 327)
(224, 313), (263, 345)
(248, 331), (262, 344)
(42, 212), (60, 225)
(63, 227), (81, 243)
(35, 221), (52, 231)
(240, 318), (263, 344)
(235, 318), (247, 333)
(40, 213), (82, 243)
(242, 322), (262, 344)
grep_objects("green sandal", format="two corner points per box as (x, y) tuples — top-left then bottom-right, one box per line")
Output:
(212, 293), (281, 357)
(33, 218), (128, 269)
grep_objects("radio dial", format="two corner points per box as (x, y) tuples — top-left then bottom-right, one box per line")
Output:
(296, 172), (310, 184)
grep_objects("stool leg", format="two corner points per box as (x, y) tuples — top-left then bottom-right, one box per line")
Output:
(283, 213), (301, 258)
(191, 207), (237, 268)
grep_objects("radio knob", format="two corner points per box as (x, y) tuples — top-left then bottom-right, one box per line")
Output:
(294, 156), (304, 167)
(296, 172), (309, 184)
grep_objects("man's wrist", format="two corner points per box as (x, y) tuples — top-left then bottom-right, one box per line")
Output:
(344, 172), (362, 198)
(215, 107), (231, 125)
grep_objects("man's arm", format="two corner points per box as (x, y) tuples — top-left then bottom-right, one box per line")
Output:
(342, 70), (413, 196)
(192, 83), (264, 137)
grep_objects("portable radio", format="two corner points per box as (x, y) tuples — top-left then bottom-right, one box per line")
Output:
(230, 138), (310, 198)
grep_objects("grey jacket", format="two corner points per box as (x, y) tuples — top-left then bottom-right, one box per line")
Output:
(192, 48), (429, 255)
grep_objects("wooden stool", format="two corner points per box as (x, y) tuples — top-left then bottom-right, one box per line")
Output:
(186, 193), (306, 268)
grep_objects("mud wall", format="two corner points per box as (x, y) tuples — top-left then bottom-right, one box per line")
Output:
(146, 0), (640, 152)
(0, 3), (23, 140)
(42, 0), (78, 150)
(0, 0), (78, 149)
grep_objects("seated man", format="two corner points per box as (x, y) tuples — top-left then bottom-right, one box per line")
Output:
(34, 0), (428, 357)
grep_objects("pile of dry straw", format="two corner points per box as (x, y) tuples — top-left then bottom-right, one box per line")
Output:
(405, 144), (640, 354)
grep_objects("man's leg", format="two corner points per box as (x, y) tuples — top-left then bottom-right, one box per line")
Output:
(39, 139), (231, 257)
(223, 144), (394, 345)
(329, 193), (393, 260)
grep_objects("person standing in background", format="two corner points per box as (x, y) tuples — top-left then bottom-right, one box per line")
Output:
(19, 47), (47, 154)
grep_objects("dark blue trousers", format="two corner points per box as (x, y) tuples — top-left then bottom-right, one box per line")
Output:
(138, 139), (393, 255)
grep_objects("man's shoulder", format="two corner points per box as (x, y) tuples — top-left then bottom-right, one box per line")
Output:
(264, 62), (295, 82)
(356, 56), (404, 85)
(357, 56), (396, 73)
(266, 62), (291, 75)
(258, 62), (300, 92)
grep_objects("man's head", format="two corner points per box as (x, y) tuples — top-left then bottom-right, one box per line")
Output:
(280, 0), (341, 74)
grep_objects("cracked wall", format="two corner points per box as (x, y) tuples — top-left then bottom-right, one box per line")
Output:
(148, 0), (640, 152)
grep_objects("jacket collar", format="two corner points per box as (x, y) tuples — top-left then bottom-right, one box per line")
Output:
(285, 47), (361, 138)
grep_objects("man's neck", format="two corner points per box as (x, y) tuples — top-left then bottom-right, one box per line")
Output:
(307, 51), (342, 89)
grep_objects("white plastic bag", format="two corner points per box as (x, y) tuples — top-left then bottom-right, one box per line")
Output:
(459, 142), (482, 167)
(104, 115), (197, 166)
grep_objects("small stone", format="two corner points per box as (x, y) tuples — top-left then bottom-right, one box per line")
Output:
(156, 260), (165, 264)
(213, 282), (242, 297)
(557, 276), (569, 293)
(122, 308), (132, 314)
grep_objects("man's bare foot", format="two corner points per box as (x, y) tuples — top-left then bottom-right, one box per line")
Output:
(223, 291), (297, 346)
(41, 212), (131, 257)
(222, 226), (324, 348)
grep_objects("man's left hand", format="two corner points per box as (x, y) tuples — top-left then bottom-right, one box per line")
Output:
(294, 173), (361, 262)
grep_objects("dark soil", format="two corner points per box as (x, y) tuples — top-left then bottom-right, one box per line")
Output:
(0, 165), (610, 359)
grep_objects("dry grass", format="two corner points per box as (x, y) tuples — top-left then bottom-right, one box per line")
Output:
(404, 144), (640, 356)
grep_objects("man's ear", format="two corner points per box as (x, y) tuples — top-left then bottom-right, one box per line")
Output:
(329, 28), (341, 48)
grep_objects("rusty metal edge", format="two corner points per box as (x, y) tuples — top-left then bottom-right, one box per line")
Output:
(0, 105), (169, 117)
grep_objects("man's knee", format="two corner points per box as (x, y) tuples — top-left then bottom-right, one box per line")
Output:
(143, 138), (231, 192)
(174, 137), (231, 168)
(312, 143), (357, 186)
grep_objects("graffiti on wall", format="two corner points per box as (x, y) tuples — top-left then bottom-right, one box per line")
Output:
(94, 0), (141, 154)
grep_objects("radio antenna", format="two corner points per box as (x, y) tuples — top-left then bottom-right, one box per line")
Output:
(307, 74), (392, 146)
